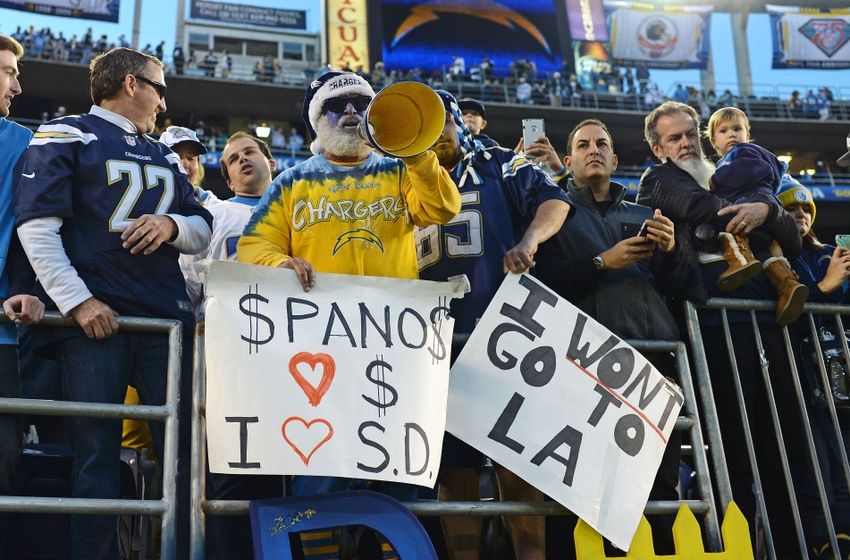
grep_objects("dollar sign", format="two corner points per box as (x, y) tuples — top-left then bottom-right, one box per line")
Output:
(362, 358), (397, 418)
(428, 302), (449, 363)
(239, 284), (275, 354)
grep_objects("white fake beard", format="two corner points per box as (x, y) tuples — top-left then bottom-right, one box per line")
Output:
(672, 155), (715, 191)
(315, 115), (371, 159)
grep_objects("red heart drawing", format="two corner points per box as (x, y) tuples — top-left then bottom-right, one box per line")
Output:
(288, 352), (335, 407)
(281, 417), (334, 465)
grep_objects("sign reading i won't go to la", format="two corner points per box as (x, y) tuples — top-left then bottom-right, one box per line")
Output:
(204, 261), (467, 487)
(447, 273), (683, 550)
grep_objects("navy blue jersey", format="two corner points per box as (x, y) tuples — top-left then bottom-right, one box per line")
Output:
(416, 147), (568, 334)
(14, 112), (212, 323)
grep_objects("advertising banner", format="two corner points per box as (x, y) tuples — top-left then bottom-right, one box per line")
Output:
(0, 0), (119, 22)
(189, 0), (306, 30)
(327, 0), (370, 71)
(567, 0), (608, 42)
(769, 4), (850, 69)
(205, 261), (467, 487)
(604, 1), (711, 69)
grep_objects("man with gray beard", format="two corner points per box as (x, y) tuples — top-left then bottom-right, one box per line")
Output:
(637, 101), (811, 557)
(239, 71), (460, 289)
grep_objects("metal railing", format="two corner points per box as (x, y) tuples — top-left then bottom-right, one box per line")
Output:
(686, 298), (850, 560)
(0, 312), (184, 560)
(190, 331), (725, 557)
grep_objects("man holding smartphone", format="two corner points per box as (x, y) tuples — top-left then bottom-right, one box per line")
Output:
(533, 119), (683, 554)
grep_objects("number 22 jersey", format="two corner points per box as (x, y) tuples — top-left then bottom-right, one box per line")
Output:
(14, 109), (212, 322)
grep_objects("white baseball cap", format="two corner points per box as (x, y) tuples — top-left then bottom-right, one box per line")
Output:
(159, 126), (207, 156)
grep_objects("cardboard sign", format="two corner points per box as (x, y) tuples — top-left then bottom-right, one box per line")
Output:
(446, 273), (683, 550)
(204, 261), (466, 487)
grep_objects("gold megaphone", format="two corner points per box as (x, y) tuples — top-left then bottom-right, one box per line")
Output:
(358, 81), (445, 158)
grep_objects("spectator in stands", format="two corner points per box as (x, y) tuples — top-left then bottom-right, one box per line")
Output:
(479, 56), (492, 81)
(0, 33), (46, 557)
(237, 67), (459, 288)
(219, 49), (232, 80)
(270, 125), (286, 153)
(777, 180), (850, 558)
(202, 51), (216, 78)
(787, 90), (802, 118)
(371, 61), (386, 88)
(237, 69), (459, 557)
(804, 89), (818, 119)
(817, 87), (831, 121)
(672, 83), (689, 104)
(718, 88), (734, 107)
(117, 34), (129, 48)
(420, 90), (570, 560)
(516, 76), (532, 105)
(159, 125), (216, 205)
(450, 54), (465, 81)
(565, 73), (583, 107)
(154, 41), (164, 61)
(287, 126), (304, 157)
(173, 44), (185, 75)
(637, 101), (808, 557)
(198, 133), (282, 559)
(534, 118), (681, 554)
(705, 106), (808, 325)
(261, 55), (278, 83)
(636, 62), (649, 92)
(457, 97), (498, 148)
(548, 71), (564, 106)
(14, 47), (212, 559)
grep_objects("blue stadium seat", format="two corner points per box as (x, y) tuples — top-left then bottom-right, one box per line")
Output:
(249, 490), (437, 560)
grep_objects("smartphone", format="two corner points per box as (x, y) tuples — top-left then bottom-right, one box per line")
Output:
(836, 234), (850, 249)
(621, 222), (649, 238)
(522, 118), (545, 148)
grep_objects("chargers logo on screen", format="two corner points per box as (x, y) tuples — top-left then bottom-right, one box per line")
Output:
(799, 19), (850, 58)
(391, 0), (551, 55)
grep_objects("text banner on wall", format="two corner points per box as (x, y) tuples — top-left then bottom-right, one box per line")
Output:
(189, 0), (306, 30)
(204, 261), (467, 487)
(0, 0), (119, 21)
(768, 4), (850, 69)
(603, 1), (711, 69)
(380, 0), (563, 78)
(446, 273), (683, 551)
(327, 0), (370, 71)
(567, 0), (608, 42)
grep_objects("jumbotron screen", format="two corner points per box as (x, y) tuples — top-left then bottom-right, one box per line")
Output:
(380, 0), (564, 78)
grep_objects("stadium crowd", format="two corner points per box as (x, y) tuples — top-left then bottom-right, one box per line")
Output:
(1, 32), (850, 560)
(9, 25), (847, 124)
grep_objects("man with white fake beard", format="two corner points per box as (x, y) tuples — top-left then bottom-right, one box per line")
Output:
(637, 101), (812, 557)
(238, 70), (460, 290)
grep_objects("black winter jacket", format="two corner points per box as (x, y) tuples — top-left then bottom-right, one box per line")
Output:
(637, 161), (802, 303)
(534, 180), (680, 341)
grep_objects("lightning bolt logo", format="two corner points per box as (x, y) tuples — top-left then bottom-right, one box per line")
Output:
(391, 0), (551, 55)
(333, 228), (385, 255)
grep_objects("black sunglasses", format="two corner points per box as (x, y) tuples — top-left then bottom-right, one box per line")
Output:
(133, 75), (167, 100)
(322, 95), (372, 115)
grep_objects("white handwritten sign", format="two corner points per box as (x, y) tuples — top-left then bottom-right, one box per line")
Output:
(204, 261), (467, 487)
(446, 274), (683, 550)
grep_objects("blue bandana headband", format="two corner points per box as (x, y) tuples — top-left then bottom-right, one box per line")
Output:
(435, 89), (490, 186)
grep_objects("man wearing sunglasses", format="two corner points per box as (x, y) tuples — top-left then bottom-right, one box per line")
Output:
(238, 70), (460, 291)
(13, 47), (212, 559)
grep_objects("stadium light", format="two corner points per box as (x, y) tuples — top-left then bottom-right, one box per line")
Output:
(777, 154), (792, 165)
(256, 123), (271, 138)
